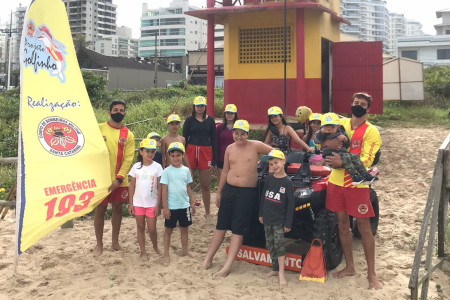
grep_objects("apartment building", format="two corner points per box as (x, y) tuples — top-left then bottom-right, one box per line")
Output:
(95, 26), (138, 58)
(406, 20), (423, 36)
(139, 0), (207, 57)
(398, 8), (450, 66)
(340, 0), (390, 53)
(63, 0), (117, 44)
(9, 6), (26, 72)
(435, 8), (450, 35)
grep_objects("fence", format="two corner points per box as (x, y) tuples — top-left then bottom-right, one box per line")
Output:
(408, 133), (450, 300)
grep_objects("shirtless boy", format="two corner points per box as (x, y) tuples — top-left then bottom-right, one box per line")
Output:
(202, 120), (273, 277)
(160, 114), (190, 168)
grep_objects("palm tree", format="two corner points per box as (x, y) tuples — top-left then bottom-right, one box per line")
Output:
(73, 34), (93, 53)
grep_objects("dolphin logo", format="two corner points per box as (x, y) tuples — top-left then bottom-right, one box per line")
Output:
(37, 26), (65, 81)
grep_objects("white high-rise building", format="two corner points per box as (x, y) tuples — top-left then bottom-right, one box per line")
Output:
(9, 5), (26, 72)
(95, 26), (138, 58)
(340, 0), (390, 53)
(63, 0), (117, 44)
(405, 20), (423, 36)
(388, 12), (405, 56)
(139, 0), (207, 57)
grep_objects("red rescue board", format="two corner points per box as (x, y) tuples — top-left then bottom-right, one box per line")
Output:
(226, 245), (303, 272)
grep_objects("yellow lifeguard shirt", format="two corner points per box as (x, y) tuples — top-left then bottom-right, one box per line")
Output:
(99, 122), (135, 187)
(328, 118), (381, 188)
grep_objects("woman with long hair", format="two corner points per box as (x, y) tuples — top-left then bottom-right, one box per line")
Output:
(182, 96), (217, 216)
(216, 104), (238, 184)
(263, 106), (314, 154)
(304, 113), (325, 165)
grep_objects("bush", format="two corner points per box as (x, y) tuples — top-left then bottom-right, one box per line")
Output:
(424, 66), (450, 101)
(82, 71), (109, 108)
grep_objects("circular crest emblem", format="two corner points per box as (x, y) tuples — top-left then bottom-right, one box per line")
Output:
(351, 139), (361, 149)
(357, 204), (369, 215)
(27, 21), (35, 37)
(37, 117), (84, 157)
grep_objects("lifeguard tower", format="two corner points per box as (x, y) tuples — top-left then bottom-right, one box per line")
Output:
(186, 0), (382, 123)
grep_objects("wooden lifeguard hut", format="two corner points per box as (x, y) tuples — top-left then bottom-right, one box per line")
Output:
(186, 0), (383, 123)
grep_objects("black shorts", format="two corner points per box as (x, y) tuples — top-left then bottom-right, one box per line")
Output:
(216, 183), (258, 235)
(217, 161), (224, 169)
(165, 207), (192, 228)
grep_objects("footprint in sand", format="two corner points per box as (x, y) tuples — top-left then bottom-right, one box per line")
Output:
(41, 261), (57, 270)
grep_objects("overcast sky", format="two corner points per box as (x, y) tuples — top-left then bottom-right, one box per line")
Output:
(1, 0), (449, 37)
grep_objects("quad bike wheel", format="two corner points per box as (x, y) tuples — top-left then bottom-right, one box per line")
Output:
(313, 209), (343, 270)
(351, 188), (379, 238)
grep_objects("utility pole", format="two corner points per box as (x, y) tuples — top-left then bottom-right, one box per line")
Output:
(154, 33), (158, 88)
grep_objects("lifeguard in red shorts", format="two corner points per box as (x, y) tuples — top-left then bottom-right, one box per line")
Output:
(94, 100), (135, 256)
(324, 92), (382, 290)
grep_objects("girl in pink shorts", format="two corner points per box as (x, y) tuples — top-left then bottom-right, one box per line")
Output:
(128, 139), (164, 260)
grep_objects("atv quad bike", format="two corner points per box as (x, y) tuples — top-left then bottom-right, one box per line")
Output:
(243, 151), (380, 270)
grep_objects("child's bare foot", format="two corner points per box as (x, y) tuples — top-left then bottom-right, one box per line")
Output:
(332, 266), (356, 279)
(214, 267), (230, 278)
(139, 252), (148, 261)
(163, 255), (170, 265)
(153, 246), (161, 255)
(266, 271), (278, 277)
(93, 244), (103, 256)
(279, 275), (288, 286)
(181, 251), (193, 258)
(111, 243), (125, 252)
(202, 258), (213, 270)
(368, 274), (382, 290)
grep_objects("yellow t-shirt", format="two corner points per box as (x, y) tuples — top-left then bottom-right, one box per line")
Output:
(99, 122), (135, 187)
(328, 118), (381, 188)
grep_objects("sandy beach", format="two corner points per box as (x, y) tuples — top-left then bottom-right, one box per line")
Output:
(1, 127), (449, 299)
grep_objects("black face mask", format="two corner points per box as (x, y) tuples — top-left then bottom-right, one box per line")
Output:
(111, 112), (125, 123)
(351, 105), (367, 118)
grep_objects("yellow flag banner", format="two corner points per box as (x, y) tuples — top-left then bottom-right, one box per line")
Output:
(16, 0), (111, 255)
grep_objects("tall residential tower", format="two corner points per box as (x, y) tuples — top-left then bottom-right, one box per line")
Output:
(63, 0), (117, 44)
(139, 0), (207, 57)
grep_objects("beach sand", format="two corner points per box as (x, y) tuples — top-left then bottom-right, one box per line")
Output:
(1, 127), (449, 299)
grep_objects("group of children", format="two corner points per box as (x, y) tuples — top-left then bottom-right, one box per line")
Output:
(125, 100), (377, 287)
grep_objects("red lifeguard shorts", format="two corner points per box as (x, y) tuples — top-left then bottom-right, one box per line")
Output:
(186, 145), (212, 169)
(325, 182), (374, 218)
(100, 186), (129, 206)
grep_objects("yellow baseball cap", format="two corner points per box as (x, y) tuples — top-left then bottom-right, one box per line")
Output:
(233, 119), (249, 132)
(140, 138), (157, 149)
(309, 113), (322, 122)
(166, 114), (181, 124)
(146, 132), (161, 139)
(224, 104), (237, 113)
(193, 96), (207, 105)
(321, 112), (340, 126)
(267, 106), (283, 116)
(168, 142), (185, 153)
(267, 149), (285, 160)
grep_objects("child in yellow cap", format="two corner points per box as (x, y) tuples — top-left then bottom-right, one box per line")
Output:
(216, 104), (238, 183)
(160, 114), (190, 169)
(160, 142), (195, 264)
(258, 149), (294, 286)
(315, 113), (377, 185)
(147, 132), (162, 165)
(202, 119), (274, 277)
(128, 138), (163, 260)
